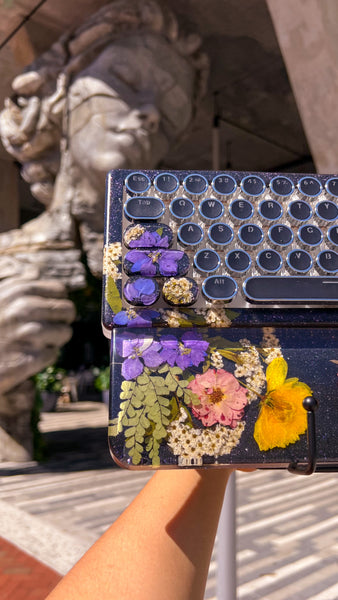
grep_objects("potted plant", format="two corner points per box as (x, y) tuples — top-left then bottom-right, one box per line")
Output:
(34, 365), (67, 412)
(93, 366), (110, 404)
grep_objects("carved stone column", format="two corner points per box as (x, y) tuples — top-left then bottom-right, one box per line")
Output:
(267, 0), (338, 172)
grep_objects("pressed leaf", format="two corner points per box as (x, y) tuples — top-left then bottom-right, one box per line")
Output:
(125, 436), (135, 449)
(137, 373), (149, 385)
(127, 405), (136, 417)
(105, 276), (122, 314)
(125, 426), (136, 437)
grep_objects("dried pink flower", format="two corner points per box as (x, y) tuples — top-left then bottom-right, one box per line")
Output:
(187, 368), (248, 428)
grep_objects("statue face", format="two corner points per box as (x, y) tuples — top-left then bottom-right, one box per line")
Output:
(67, 35), (195, 188)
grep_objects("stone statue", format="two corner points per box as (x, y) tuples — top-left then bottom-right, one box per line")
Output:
(0, 0), (208, 460)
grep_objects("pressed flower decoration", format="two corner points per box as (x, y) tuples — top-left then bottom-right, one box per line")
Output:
(109, 328), (313, 467)
(253, 357), (311, 451)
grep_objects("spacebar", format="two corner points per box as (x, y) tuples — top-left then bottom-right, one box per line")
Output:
(244, 276), (338, 303)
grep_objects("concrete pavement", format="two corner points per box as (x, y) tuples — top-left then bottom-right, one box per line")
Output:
(0, 401), (337, 599)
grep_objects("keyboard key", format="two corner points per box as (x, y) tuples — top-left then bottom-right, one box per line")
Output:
(316, 250), (338, 274)
(288, 200), (312, 222)
(241, 175), (266, 197)
(226, 249), (251, 274)
(202, 276), (237, 301)
(328, 225), (338, 247)
(269, 224), (293, 247)
(325, 177), (338, 198)
(124, 249), (189, 277)
(169, 197), (194, 220)
(298, 224), (323, 248)
(124, 196), (165, 220)
(183, 173), (208, 196)
(270, 175), (294, 198)
(258, 199), (283, 221)
(238, 223), (264, 248)
(212, 174), (237, 196)
(199, 198), (224, 220)
(124, 223), (173, 248)
(230, 199), (254, 220)
(178, 222), (204, 246)
(256, 249), (282, 273)
(287, 249), (312, 273)
(125, 172), (151, 194)
(124, 277), (160, 305)
(154, 172), (179, 194)
(315, 200), (338, 222)
(244, 276), (338, 303)
(162, 277), (198, 305)
(298, 176), (322, 198)
(208, 223), (234, 246)
(194, 249), (220, 273)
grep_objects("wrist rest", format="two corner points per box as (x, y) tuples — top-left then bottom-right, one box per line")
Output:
(108, 326), (338, 471)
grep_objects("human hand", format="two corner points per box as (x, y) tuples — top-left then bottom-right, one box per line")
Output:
(0, 277), (75, 396)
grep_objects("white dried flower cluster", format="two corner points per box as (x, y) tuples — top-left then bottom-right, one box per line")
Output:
(261, 327), (283, 364)
(162, 277), (194, 305)
(103, 243), (122, 279)
(160, 309), (182, 328)
(234, 345), (266, 402)
(210, 351), (224, 369)
(167, 409), (245, 463)
(204, 307), (232, 328)
(124, 224), (145, 245)
(264, 347), (283, 364)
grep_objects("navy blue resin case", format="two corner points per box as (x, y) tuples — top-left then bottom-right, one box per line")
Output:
(102, 169), (338, 472)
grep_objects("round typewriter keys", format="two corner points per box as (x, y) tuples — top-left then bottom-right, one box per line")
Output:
(325, 177), (338, 198)
(199, 198), (224, 221)
(315, 200), (338, 223)
(298, 176), (322, 198)
(225, 250), (251, 274)
(208, 223), (234, 247)
(194, 249), (220, 273)
(287, 249), (313, 274)
(183, 173), (208, 197)
(154, 172), (179, 195)
(125, 172), (151, 194)
(178, 222), (204, 246)
(288, 200), (312, 222)
(169, 197), (194, 220)
(258, 199), (283, 222)
(240, 175), (266, 198)
(269, 176), (294, 198)
(230, 199), (254, 221)
(212, 174), (237, 197)
(298, 224), (323, 248)
(256, 249), (282, 274)
(328, 225), (338, 247)
(316, 250), (338, 274)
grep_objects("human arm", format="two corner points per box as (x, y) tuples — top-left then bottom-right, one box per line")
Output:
(46, 468), (233, 600)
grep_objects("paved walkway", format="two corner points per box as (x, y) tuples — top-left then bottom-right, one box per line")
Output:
(0, 401), (337, 599)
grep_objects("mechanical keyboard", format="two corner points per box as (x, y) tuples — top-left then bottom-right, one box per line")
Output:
(102, 169), (338, 472)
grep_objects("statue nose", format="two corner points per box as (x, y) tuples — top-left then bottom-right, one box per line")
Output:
(117, 105), (160, 133)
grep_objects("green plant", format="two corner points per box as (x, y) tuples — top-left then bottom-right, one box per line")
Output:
(34, 365), (67, 393)
(93, 366), (110, 391)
